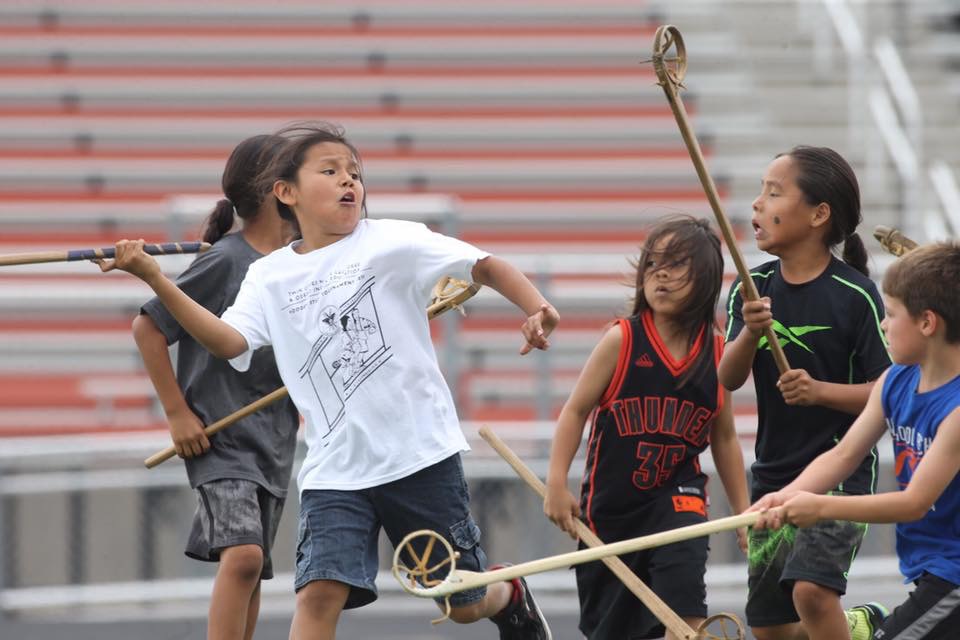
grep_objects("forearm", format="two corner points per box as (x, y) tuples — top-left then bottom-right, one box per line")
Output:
(472, 255), (550, 316)
(711, 435), (750, 514)
(814, 492), (926, 524)
(145, 272), (247, 359)
(783, 448), (860, 495)
(132, 315), (191, 417)
(718, 329), (759, 390)
(813, 381), (875, 415)
(547, 407), (589, 490)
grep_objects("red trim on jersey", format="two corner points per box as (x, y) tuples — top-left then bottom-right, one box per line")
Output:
(582, 418), (605, 534)
(598, 318), (632, 408)
(713, 334), (725, 412)
(641, 310), (705, 378)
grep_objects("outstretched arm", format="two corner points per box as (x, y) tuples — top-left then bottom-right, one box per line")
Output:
(471, 255), (559, 354)
(98, 240), (248, 359)
(545, 324), (619, 538)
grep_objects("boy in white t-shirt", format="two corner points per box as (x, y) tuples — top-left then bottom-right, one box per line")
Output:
(101, 122), (558, 640)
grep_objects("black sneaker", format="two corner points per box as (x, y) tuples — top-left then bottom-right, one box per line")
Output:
(488, 564), (552, 639)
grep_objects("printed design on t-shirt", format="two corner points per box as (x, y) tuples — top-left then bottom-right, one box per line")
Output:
(888, 418), (931, 491)
(297, 276), (392, 443)
(607, 395), (714, 490)
(757, 320), (830, 353)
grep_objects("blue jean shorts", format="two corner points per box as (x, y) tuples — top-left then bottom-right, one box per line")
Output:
(294, 454), (488, 609)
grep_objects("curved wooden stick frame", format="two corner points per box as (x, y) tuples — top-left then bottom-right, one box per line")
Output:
(392, 511), (759, 600)
(651, 25), (789, 375)
(478, 425), (745, 640)
(873, 225), (919, 257)
(143, 278), (480, 468)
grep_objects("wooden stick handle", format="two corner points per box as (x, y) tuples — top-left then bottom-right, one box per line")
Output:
(143, 386), (290, 468)
(401, 511), (759, 598)
(478, 425), (697, 639)
(652, 25), (789, 375)
(0, 242), (211, 267)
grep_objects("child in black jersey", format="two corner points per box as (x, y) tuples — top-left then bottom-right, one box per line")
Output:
(545, 215), (750, 640)
(718, 146), (892, 640)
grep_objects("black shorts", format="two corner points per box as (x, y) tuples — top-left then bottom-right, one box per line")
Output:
(875, 572), (960, 639)
(575, 493), (709, 640)
(745, 518), (866, 627)
(185, 478), (286, 580)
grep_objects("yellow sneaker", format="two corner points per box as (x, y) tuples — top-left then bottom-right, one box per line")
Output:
(846, 602), (888, 640)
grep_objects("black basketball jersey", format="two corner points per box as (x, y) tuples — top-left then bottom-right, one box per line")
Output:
(579, 312), (723, 531)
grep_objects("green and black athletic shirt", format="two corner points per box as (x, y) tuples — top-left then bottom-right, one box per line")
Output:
(725, 257), (891, 497)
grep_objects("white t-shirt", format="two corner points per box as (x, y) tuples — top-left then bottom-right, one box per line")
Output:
(221, 218), (489, 491)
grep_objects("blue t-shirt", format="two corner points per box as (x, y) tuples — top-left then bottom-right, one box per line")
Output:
(882, 364), (960, 585)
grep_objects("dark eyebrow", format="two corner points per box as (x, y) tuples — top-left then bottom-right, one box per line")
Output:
(762, 179), (783, 189)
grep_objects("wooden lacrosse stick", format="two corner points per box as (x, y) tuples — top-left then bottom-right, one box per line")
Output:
(143, 277), (480, 468)
(393, 511), (759, 600)
(144, 387), (289, 468)
(479, 425), (746, 640)
(0, 242), (211, 267)
(873, 225), (919, 257)
(427, 276), (481, 319)
(651, 25), (789, 375)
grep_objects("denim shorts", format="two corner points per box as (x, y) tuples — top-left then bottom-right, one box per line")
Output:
(294, 454), (488, 609)
(185, 478), (285, 580)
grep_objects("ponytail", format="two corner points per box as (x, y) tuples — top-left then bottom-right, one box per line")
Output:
(842, 231), (869, 277)
(201, 198), (236, 244)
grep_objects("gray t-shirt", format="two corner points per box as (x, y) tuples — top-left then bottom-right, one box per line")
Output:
(141, 232), (299, 497)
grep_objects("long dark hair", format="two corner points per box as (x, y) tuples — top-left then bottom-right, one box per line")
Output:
(630, 215), (724, 388)
(201, 134), (285, 244)
(259, 122), (366, 235)
(779, 145), (869, 276)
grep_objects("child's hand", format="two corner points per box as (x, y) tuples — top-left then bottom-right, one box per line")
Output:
(777, 492), (823, 528)
(735, 526), (748, 553)
(93, 239), (162, 282)
(777, 368), (821, 406)
(167, 407), (211, 459)
(544, 483), (581, 540)
(520, 302), (559, 355)
(742, 297), (773, 337)
(746, 490), (792, 529)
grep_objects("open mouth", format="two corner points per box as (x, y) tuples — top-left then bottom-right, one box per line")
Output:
(340, 192), (356, 204)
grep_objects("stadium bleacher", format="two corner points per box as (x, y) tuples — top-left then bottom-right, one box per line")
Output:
(0, 0), (747, 436)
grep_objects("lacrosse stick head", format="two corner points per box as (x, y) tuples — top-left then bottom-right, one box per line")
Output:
(874, 225), (918, 257)
(427, 276), (480, 319)
(695, 612), (746, 640)
(392, 529), (461, 622)
(652, 24), (687, 89)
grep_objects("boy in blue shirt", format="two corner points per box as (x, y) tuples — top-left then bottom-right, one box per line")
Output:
(753, 242), (960, 639)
